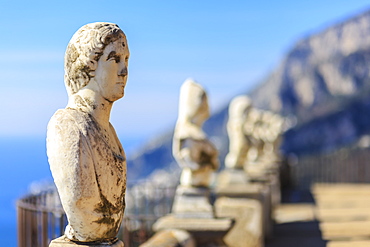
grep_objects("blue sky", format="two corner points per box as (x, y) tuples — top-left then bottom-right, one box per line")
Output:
(1, 0), (370, 145)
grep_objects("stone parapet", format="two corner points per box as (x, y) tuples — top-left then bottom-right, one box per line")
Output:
(49, 236), (123, 247)
(153, 215), (233, 246)
(215, 197), (263, 247)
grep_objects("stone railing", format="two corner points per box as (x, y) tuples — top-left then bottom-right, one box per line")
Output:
(290, 145), (370, 189)
(17, 182), (177, 247)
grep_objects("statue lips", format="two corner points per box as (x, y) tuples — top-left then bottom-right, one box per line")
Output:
(116, 78), (126, 86)
(116, 81), (126, 93)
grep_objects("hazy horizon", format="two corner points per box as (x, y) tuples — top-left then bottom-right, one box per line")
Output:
(2, 1), (370, 143)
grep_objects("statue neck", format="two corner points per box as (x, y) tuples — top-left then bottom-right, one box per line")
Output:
(175, 120), (206, 140)
(67, 88), (113, 131)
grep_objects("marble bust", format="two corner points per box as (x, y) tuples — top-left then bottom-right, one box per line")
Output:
(225, 95), (253, 170)
(47, 22), (129, 245)
(172, 79), (219, 188)
(258, 111), (284, 162)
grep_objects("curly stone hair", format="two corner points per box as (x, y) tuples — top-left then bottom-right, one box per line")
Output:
(64, 22), (126, 95)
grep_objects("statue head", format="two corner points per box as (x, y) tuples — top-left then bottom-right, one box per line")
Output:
(178, 78), (210, 126)
(64, 22), (127, 96)
(228, 95), (252, 119)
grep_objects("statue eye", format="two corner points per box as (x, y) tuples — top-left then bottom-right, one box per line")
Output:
(108, 55), (120, 63)
(107, 51), (120, 63)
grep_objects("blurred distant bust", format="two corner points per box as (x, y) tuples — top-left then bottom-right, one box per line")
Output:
(173, 79), (219, 187)
(47, 22), (129, 244)
(225, 95), (253, 169)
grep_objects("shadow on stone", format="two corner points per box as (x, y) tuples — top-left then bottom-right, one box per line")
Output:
(266, 221), (327, 247)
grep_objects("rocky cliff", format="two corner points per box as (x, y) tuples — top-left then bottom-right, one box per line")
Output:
(128, 9), (370, 180)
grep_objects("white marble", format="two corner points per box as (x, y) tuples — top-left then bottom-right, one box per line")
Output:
(47, 22), (129, 243)
(262, 112), (284, 162)
(225, 95), (253, 169)
(172, 79), (219, 187)
(250, 110), (284, 164)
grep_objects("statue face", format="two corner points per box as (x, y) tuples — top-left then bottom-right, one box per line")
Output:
(193, 94), (210, 126)
(199, 94), (210, 120)
(94, 36), (130, 102)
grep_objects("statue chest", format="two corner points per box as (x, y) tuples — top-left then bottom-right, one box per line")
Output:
(86, 126), (127, 210)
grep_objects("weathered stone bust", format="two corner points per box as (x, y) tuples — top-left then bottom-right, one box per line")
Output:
(225, 95), (253, 170)
(47, 22), (129, 245)
(171, 79), (219, 218)
(243, 107), (263, 163)
(259, 111), (284, 163)
(173, 79), (219, 188)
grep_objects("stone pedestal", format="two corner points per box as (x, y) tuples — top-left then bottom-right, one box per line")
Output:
(49, 236), (123, 247)
(171, 186), (214, 218)
(245, 160), (281, 210)
(268, 173), (281, 208)
(153, 215), (233, 246)
(215, 197), (263, 247)
(139, 229), (195, 247)
(215, 182), (273, 239)
(248, 169), (281, 210)
(217, 168), (249, 187)
(246, 161), (279, 179)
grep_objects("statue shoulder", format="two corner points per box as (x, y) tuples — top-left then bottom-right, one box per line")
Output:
(47, 108), (94, 162)
(50, 108), (83, 121)
(48, 108), (92, 133)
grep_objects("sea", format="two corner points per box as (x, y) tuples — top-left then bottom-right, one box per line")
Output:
(0, 135), (143, 246)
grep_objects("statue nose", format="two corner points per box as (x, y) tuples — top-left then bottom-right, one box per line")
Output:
(119, 66), (128, 76)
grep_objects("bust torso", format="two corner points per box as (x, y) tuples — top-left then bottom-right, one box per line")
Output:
(47, 108), (126, 241)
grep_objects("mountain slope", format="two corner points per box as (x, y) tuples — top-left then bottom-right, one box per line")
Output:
(128, 9), (370, 179)
(252, 10), (370, 120)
